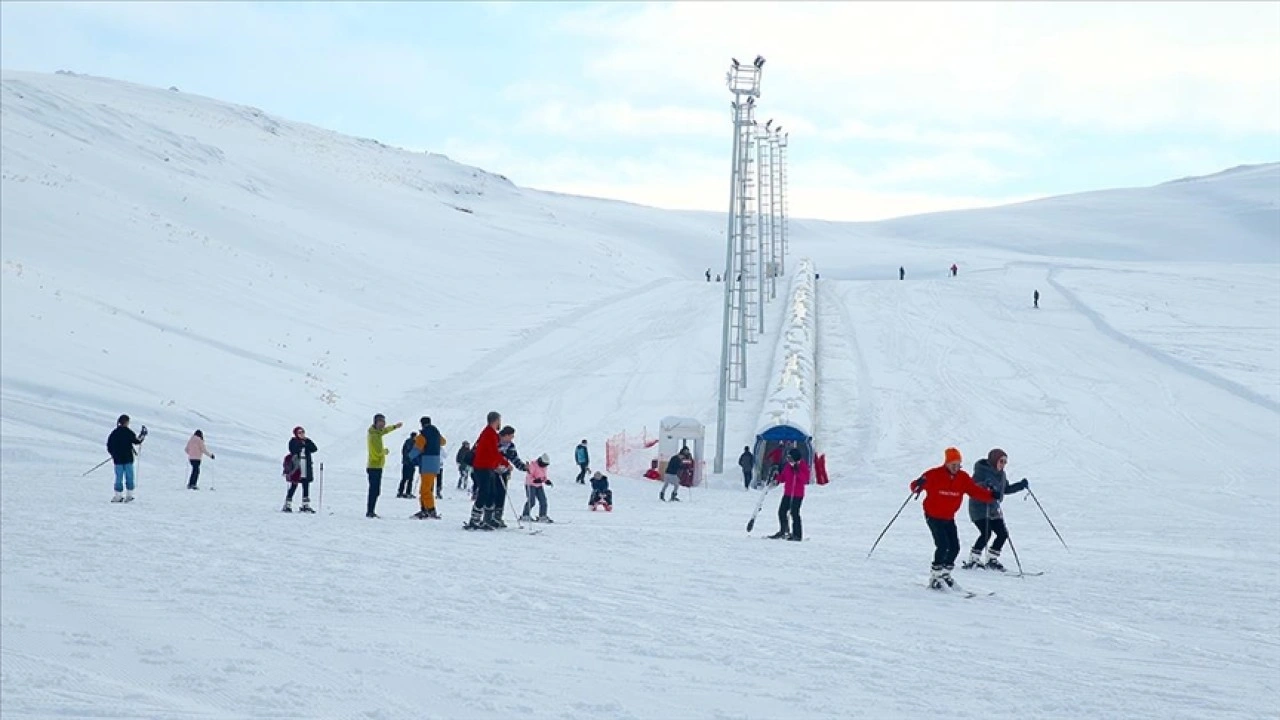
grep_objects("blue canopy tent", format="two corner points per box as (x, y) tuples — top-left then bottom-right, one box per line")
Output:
(752, 423), (813, 487)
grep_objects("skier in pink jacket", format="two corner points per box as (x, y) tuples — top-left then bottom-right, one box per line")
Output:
(768, 447), (809, 541)
(520, 453), (555, 523)
(184, 430), (215, 489)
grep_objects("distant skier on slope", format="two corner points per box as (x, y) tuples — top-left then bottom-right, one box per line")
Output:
(899, 266), (905, 281)
(465, 411), (510, 531)
(950, 263), (958, 277)
(397, 432), (418, 498)
(1033, 290), (1040, 309)
(365, 414), (404, 518)
(575, 439), (590, 484)
(107, 414), (146, 503)
(706, 268), (712, 282)
(909, 447), (994, 590)
(520, 453), (554, 523)
(768, 447), (809, 541)
(284, 426), (318, 513)
(738, 445), (755, 490)
(963, 449), (1028, 571)
(184, 429), (214, 490)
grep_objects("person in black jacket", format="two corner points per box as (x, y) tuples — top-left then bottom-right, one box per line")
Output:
(660, 448), (691, 502)
(106, 414), (146, 502)
(494, 426), (527, 528)
(284, 426), (318, 513)
(589, 471), (613, 510)
(738, 446), (755, 490)
(455, 441), (473, 491)
(398, 431), (418, 498)
(963, 448), (1028, 571)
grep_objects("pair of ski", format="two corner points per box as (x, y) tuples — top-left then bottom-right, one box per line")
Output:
(927, 579), (994, 599)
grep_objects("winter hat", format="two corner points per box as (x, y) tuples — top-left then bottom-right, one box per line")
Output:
(293, 426), (305, 436)
(194, 429), (204, 438)
(787, 447), (803, 462)
(987, 448), (1007, 465)
(538, 453), (551, 466)
(943, 447), (962, 464)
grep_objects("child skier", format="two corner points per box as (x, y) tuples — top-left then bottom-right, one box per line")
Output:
(963, 448), (1029, 571)
(493, 426), (528, 528)
(520, 453), (554, 523)
(456, 440), (473, 491)
(589, 471), (613, 511)
(768, 447), (809, 541)
(909, 447), (994, 589)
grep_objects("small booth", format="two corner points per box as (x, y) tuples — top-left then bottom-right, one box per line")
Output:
(658, 416), (705, 487)
(753, 422), (814, 487)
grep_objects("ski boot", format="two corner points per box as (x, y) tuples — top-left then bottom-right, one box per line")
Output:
(111, 492), (125, 503)
(518, 513), (533, 523)
(281, 500), (293, 513)
(413, 509), (430, 519)
(187, 484), (198, 490)
(928, 566), (944, 590)
(767, 530), (787, 539)
(480, 508), (500, 531)
(535, 515), (554, 524)
(366, 512), (380, 519)
(299, 500), (315, 514)
(941, 565), (957, 588)
(985, 550), (1006, 572)
(787, 534), (802, 542)
(961, 550), (984, 570)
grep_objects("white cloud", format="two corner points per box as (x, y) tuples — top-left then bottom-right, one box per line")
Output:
(556, 2), (1280, 135)
(526, 101), (727, 138)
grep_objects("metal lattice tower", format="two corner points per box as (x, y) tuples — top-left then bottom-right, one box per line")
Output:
(767, 128), (782, 300)
(755, 122), (774, 331)
(715, 55), (763, 474)
(778, 132), (789, 272)
(728, 96), (757, 393)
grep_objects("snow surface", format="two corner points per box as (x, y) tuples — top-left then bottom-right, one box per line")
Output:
(2, 70), (1279, 720)
(755, 258), (817, 440)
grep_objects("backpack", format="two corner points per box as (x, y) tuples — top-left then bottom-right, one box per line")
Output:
(283, 454), (301, 483)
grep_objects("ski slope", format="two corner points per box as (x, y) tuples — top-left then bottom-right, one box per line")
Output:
(3, 70), (1279, 720)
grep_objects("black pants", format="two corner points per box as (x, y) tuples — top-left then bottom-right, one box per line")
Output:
(742, 467), (752, 489)
(577, 463), (589, 484)
(926, 517), (960, 568)
(971, 517), (1009, 553)
(286, 479), (311, 501)
(522, 486), (548, 517)
(469, 469), (497, 523)
(436, 474), (443, 497)
(589, 489), (613, 507)
(778, 495), (803, 539)
(366, 468), (383, 515)
(188, 459), (201, 486)
(398, 462), (414, 495)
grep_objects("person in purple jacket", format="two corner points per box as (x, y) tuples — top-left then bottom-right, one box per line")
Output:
(768, 447), (809, 541)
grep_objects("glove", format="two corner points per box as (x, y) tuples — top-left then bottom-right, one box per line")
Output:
(1021, 479), (1030, 490)
(211, 454), (216, 460)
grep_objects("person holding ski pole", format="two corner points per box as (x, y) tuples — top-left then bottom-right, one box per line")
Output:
(184, 429), (214, 489)
(284, 426), (318, 513)
(494, 425), (528, 527)
(106, 414), (146, 502)
(768, 447), (810, 541)
(910, 447), (993, 589)
(963, 448), (1028, 571)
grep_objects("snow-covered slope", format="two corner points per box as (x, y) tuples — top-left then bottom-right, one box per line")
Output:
(0, 69), (725, 462)
(2, 70), (1278, 720)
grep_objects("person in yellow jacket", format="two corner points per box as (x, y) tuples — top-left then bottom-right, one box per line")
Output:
(366, 413), (403, 518)
(411, 416), (446, 519)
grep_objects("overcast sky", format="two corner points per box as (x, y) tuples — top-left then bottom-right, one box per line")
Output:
(2, 1), (1277, 221)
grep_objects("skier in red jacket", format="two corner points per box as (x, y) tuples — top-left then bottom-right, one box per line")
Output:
(464, 411), (510, 530)
(910, 447), (994, 589)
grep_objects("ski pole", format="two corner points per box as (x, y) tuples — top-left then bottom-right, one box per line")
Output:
(1025, 487), (1068, 551)
(745, 481), (778, 533)
(501, 474), (526, 530)
(866, 490), (918, 559)
(81, 457), (112, 477)
(317, 463), (324, 513)
(1005, 531), (1026, 577)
